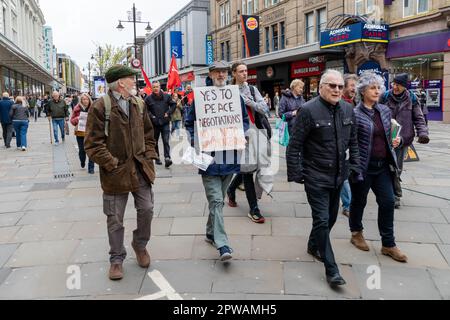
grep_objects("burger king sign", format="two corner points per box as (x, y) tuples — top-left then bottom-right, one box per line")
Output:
(246, 17), (259, 31)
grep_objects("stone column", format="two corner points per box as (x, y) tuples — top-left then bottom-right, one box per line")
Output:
(443, 52), (450, 124)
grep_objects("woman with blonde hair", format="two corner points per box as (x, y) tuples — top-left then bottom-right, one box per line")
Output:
(70, 93), (95, 174)
(9, 96), (30, 151)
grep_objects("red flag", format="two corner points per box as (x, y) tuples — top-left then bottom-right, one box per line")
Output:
(141, 67), (152, 95)
(167, 55), (181, 92)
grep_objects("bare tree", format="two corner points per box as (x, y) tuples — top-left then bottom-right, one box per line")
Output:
(92, 44), (127, 76)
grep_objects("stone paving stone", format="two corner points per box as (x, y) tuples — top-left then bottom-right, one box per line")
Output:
(74, 262), (148, 297)
(0, 268), (12, 285)
(270, 192), (308, 204)
(178, 183), (206, 193)
(192, 235), (252, 261)
(6, 240), (80, 268)
(69, 238), (110, 264)
(393, 222), (442, 244)
(0, 192), (31, 202)
(23, 199), (67, 211)
(0, 202), (27, 214)
(68, 188), (102, 198)
(28, 190), (69, 201)
(160, 204), (206, 218)
(0, 213), (23, 227)
(372, 242), (449, 270)
(212, 261), (284, 294)
(401, 190), (449, 208)
(428, 268), (450, 299)
(0, 226), (20, 244)
(66, 197), (103, 208)
(251, 236), (313, 262)
(0, 265), (79, 299)
(153, 183), (182, 193)
(294, 204), (313, 218)
(155, 192), (192, 204)
(181, 293), (247, 300)
(433, 224), (450, 244)
(259, 203), (296, 218)
(189, 192), (206, 203)
(170, 217), (207, 235)
(65, 221), (107, 240)
(11, 222), (73, 243)
(438, 244), (450, 267)
(0, 244), (18, 268)
(150, 236), (195, 260)
(67, 180), (100, 189)
(140, 260), (216, 294)
(441, 208), (450, 224)
(352, 264), (442, 300)
(272, 218), (312, 237)
(148, 218), (173, 236)
(225, 217), (272, 236)
(245, 294), (327, 300)
(284, 262), (361, 299)
(414, 178), (450, 187)
(332, 239), (379, 266)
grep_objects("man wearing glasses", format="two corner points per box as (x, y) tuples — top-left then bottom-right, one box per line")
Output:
(287, 70), (360, 287)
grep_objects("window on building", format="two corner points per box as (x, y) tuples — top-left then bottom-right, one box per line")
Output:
(243, 0), (258, 15)
(226, 41), (230, 61)
(355, 0), (364, 15)
(221, 42), (225, 61)
(2, 6), (6, 35)
(220, 3), (225, 27)
(242, 36), (247, 58)
(225, 1), (230, 25)
(367, 0), (376, 14)
(418, 0), (429, 14)
(404, 0), (429, 17)
(305, 12), (314, 44)
(11, 11), (18, 44)
(317, 8), (327, 42)
(272, 24), (279, 52)
(280, 22), (285, 50)
(265, 27), (270, 53)
(265, 0), (279, 8)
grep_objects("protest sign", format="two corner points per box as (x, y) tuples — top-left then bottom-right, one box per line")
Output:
(77, 112), (88, 133)
(194, 85), (246, 153)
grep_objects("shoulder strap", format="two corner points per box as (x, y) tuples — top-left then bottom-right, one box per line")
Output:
(249, 85), (256, 101)
(103, 94), (112, 137)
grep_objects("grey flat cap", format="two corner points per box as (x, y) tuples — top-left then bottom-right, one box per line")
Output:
(209, 61), (230, 72)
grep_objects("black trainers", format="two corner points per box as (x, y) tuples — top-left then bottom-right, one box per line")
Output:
(155, 159), (163, 166)
(248, 209), (266, 224)
(219, 246), (233, 262)
(165, 158), (173, 169)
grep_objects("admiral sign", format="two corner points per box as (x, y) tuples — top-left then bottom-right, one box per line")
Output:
(320, 23), (390, 49)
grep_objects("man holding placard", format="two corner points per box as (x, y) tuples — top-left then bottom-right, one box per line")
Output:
(185, 61), (249, 262)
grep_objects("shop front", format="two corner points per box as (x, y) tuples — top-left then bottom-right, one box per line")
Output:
(256, 63), (290, 103)
(291, 55), (327, 101)
(1, 66), (46, 97)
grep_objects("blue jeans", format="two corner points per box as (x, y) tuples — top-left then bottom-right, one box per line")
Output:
(340, 180), (352, 211)
(52, 119), (65, 143)
(350, 163), (396, 248)
(13, 120), (29, 148)
(171, 120), (181, 134)
(202, 175), (233, 250)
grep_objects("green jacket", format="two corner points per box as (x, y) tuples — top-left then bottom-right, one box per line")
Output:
(47, 99), (69, 119)
(171, 100), (183, 122)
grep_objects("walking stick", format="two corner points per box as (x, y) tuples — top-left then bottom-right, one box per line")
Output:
(48, 117), (53, 145)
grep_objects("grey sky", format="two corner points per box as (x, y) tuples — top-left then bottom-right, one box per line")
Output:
(38, 0), (191, 72)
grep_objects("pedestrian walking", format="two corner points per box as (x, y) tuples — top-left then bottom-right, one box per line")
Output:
(287, 70), (361, 287)
(144, 81), (176, 168)
(10, 96), (30, 151)
(380, 73), (430, 209)
(227, 61), (272, 224)
(47, 92), (70, 145)
(279, 79), (306, 135)
(170, 92), (183, 139)
(185, 61), (250, 262)
(0, 92), (14, 149)
(349, 72), (408, 263)
(274, 92), (280, 118)
(70, 93), (95, 174)
(340, 74), (359, 218)
(84, 65), (158, 281)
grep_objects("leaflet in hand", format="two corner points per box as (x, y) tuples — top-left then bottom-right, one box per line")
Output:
(77, 112), (88, 133)
(391, 119), (402, 140)
(182, 146), (214, 171)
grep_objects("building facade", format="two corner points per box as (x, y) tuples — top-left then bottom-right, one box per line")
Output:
(0, 0), (57, 96)
(57, 53), (82, 94)
(142, 0), (210, 88)
(43, 26), (55, 75)
(384, 0), (450, 122)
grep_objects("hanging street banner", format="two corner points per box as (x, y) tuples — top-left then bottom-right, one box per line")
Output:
(194, 85), (246, 153)
(170, 31), (183, 59)
(93, 76), (106, 99)
(321, 22), (390, 49)
(241, 15), (260, 57)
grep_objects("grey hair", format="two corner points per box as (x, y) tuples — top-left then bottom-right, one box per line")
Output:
(320, 70), (344, 86)
(356, 72), (386, 102)
(107, 80), (120, 91)
(344, 74), (359, 88)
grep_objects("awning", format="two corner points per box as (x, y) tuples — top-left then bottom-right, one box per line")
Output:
(0, 33), (61, 86)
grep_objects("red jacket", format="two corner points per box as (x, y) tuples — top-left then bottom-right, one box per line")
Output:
(70, 104), (90, 137)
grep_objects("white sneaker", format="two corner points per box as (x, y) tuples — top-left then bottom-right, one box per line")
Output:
(22, 147), (26, 151)
(54, 142), (59, 146)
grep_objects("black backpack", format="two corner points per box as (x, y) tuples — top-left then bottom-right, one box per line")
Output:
(249, 86), (273, 139)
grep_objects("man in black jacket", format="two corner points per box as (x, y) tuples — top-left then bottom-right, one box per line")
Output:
(145, 82), (176, 168)
(287, 70), (361, 287)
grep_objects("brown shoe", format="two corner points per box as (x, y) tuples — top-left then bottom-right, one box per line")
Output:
(382, 246), (408, 263)
(342, 209), (350, 218)
(109, 263), (124, 281)
(132, 243), (151, 268)
(351, 232), (370, 252)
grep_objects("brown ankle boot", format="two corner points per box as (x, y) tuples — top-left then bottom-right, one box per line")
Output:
(132, 243), (151, 268)
(351, 232), (370, 251)
(382, 247), (408, 263)
(109, 263), (124, 281)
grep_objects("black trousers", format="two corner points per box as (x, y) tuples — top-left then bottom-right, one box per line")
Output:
(228, 173), (259, 212)
(154, 124), (171, 160)
(1, 123), (13, 147)
(305, 183), (343, 275)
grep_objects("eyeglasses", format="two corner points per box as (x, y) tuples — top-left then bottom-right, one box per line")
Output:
(324, 83), (345, 91)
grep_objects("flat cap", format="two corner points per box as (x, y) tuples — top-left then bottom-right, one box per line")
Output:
(209, 60), (230, 72)
(105, 65), (140, 84)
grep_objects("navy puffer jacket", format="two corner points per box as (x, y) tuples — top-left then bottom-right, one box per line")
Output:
(354, 102), (398, 175)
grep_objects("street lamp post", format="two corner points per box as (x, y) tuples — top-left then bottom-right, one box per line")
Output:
(116, 3), (152, 86)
